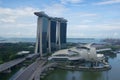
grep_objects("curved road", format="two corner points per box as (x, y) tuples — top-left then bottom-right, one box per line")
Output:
(34, 63), (57, 80)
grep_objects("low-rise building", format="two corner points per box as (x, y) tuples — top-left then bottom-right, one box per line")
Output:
(48, 43), (107, 67)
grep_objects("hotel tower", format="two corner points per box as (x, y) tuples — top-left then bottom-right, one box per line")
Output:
(34, 12), (67, 57)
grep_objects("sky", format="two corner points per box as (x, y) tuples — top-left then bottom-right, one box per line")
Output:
(0, 0), (120, 38)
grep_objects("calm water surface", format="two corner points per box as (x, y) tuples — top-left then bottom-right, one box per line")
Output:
(43, 54), (120, 80)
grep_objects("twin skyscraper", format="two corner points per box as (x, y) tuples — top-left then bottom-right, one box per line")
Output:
(34, 12), (67, 57)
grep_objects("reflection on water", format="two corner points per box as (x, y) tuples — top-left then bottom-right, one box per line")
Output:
(42, 54), (120, 80)
(81, 72), (103, 80)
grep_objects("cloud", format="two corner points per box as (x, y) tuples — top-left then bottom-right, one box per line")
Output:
(0, 18), (15, 23)
(68, 12), (98, 18)
(69, 24), (120, 31)
(60, 0), (83, 4)
(0, 23), (36, 38)
(67, 22), (120, 38)
(80, 20), (94, 23)
(0, 7), (38, 16)
(66, 12), (98, 25)
(94, 0), (120, 5)
(0, 4), (68, 37)
(0, 7), (39, 37)
(0, 7), (39, 23)
(43, 4), (68, 17)
(80, 13), (97, 17)
(0, 1), (119, 38)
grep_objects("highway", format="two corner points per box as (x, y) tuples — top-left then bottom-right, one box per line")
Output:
(9, 67), (25, 80)
(0, 58), (25, 72)
(13, 59), (46, 80)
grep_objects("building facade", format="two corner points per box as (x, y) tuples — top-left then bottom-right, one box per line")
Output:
(34, 12), (67, 57)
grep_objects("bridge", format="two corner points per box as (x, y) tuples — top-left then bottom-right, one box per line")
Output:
(0, 53), (39, 73)
(10, 59), (57, 80)
(12, 59), (47, 80)
(0, 58), (25, 72)
(96, 48), (112, 52)
(34, 63), (57, 80)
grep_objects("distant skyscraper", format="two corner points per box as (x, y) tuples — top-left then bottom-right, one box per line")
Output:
(34, 12), (67, 57)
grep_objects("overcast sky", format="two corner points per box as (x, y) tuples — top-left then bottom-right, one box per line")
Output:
(0, 0), (120, 38)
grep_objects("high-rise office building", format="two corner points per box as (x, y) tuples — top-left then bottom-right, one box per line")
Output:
(34, 12), (67, 57)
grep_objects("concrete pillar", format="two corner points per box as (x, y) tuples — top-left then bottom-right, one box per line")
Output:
(58, 21), (61, 49)
(56, 21), (61, 50)
(35, 17), (40, 54)
(48, 19), (51, 53)
(39, 17), (43, 57)
(35, 17), (43, 57)
(56, 21), (58, 47)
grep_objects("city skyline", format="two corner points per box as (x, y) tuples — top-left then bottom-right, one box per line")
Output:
(0, 0), (120, 38)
